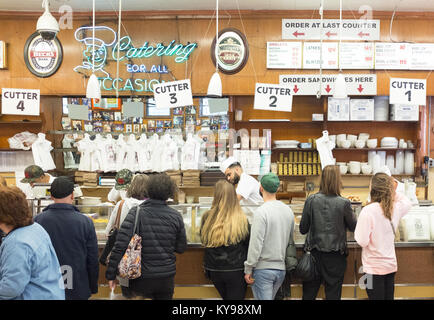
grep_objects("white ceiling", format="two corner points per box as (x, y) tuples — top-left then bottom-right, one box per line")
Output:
(0, 0), (433, 12)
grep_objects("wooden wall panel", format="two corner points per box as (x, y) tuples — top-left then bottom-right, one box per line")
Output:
(1, 11), (434, 96)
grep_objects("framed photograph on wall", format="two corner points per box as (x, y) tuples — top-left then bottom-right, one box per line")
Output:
(92, 98), (121, 111)
(146, 97), (171, 118)
(0, 41), (7, 69)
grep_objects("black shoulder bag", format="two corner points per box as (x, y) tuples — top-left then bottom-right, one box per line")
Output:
(294, 199), (319, 281)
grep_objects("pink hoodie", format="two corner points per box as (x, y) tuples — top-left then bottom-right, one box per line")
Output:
(354, 192), (412, 275)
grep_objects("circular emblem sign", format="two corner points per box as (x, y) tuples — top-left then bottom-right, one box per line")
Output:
(211, 28), (249, 75)
(24, 32), (63, 78)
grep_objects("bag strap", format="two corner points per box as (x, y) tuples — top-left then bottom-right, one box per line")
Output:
(114, 200), (125, 230)
(389, 219), (396, 237)
(132, 205), (141, 235)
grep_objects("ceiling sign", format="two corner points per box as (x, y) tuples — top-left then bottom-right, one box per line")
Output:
(266, 42), (302, 69)
(389, 78), (426, 106)
(153, 79), (193, 109)
(375, 43), (411, 69)
(254, 83), (293, 112)
(1, 88), (40, 116)
(282, 19), (380, 41)
(339, 42), (374, 69)
(302, 42), (338, 69)
(279, 74), (377, 96)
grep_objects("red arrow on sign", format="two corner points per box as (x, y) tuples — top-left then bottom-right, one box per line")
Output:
(293, 85), (299, 93)
(357, 84), (364, 93)
(292, 31), (305, 38)
(325, 84), (332, 93)
(358, 31), (370, 38)
(325, 31), (337, 38)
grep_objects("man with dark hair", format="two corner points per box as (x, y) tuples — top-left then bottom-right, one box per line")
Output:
(34, 176), (99, 300)
(106, 173), (187, 300)
(220, 157), (262, 221)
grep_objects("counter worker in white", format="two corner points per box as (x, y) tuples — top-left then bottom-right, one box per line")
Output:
(107, 169), (133, 203)
(220, 157), (263, 222)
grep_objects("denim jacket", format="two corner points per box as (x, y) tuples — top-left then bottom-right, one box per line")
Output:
(0, 223), (65, 300)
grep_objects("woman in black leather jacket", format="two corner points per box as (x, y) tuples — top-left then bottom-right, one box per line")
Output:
(200, 180), (250, 300)
(300, 165), (357, 300)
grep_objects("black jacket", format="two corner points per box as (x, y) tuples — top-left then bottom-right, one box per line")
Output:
(105, 199), (187, 280)
(300, 193), (357, 254)
(34, 203), (99, 300)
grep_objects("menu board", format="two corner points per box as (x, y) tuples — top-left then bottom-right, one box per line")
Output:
(266, 42), (302, 69)
(375, 43), (410, 69)
(409, 43), (434, 70)
(339, 42), (374, 69)
(302, 42), (338, 69)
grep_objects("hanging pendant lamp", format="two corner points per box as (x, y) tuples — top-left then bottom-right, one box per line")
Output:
(333, 0), (347, 99)
(86, 0), (101, 101)
(207, 0), (222, 97)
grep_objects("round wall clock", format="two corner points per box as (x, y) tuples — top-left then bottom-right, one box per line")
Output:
(211, 28), (249, 75)
(24, 32), (63, 78)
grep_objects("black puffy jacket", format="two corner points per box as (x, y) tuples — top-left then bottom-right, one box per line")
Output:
(300, 193), (357, 254)
(105, 199), (187, 280)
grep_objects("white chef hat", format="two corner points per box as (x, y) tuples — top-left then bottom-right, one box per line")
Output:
(220, 156), (238, 173)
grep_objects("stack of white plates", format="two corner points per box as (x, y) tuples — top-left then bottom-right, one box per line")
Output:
(380, 137), (398, 148)
(274, 140), (299, 148)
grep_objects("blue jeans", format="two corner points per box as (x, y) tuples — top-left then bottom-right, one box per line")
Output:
(252, 269), (286, 300)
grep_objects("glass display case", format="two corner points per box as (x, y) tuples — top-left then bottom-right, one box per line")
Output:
(29, 200), (433, 246)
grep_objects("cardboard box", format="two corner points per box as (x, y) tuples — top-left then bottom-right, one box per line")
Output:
(350, 99), (374, 121)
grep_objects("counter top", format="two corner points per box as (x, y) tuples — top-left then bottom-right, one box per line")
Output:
(98, 241), (434, 248)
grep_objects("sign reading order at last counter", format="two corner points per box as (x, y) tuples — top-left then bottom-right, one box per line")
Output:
(254, 83), (293, 112)
(389, 78), (426, 106)
(1, 88), (40, 116)
(153, 79), (193, 109)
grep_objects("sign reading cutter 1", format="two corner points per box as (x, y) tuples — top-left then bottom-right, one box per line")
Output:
(254, 83), (293, 112)
(153, 79), (193, 109)
(389, 78), (426, 106)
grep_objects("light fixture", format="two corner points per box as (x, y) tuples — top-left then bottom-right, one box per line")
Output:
(36, 0), (60, 40)
(207, 0), (222, 97)
(86, 0), (101, 101)
(333, 0), (347, 99)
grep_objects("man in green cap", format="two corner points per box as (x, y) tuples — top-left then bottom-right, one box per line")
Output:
(244, 173), (295, 300)
(19, 165), (55, 199)
(107, 169), (133, 203)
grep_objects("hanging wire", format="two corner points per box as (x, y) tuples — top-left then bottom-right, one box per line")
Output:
(115, 0), (122, 98)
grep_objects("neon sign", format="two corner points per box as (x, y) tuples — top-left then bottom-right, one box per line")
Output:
(73, 26), (197, 92)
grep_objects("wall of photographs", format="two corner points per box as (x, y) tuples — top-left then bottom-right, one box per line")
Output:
(61, 97), (230, 134)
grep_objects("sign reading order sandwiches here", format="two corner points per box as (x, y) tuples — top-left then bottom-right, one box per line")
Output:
(1, 88), (40, 116)
(254, 83), (293, 112)
(152, 79), (193, 109)
(389, 78), (427, 106)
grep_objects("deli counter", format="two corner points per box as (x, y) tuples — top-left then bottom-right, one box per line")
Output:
(29, 199), (434, 299)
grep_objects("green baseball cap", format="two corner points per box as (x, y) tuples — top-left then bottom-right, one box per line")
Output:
(115, 169), (133, 190)
(21, 165), (45, 183)
(260, 173), (280, 194)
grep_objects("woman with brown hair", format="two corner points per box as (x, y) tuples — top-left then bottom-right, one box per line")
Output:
(355, 173), (411, 300)
(200, 179), (250, 300)
(300, 165), (357, 300)
(0, 186), (64, 299)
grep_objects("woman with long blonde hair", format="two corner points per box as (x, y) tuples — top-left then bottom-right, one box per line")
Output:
(355, 173), (411, 300)
(200, 179), (250, 300)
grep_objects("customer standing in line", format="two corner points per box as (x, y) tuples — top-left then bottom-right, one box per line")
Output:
(354, 173), (412, 300)
(200, 180), (250, 300)
(0, 186), (65, 300)
(34, 176), (99, 300)
(244, 173), (295, 300)
(300, 165), (357, 300)
(104, 173), (149, 298)
(106, 173), (187, 300)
